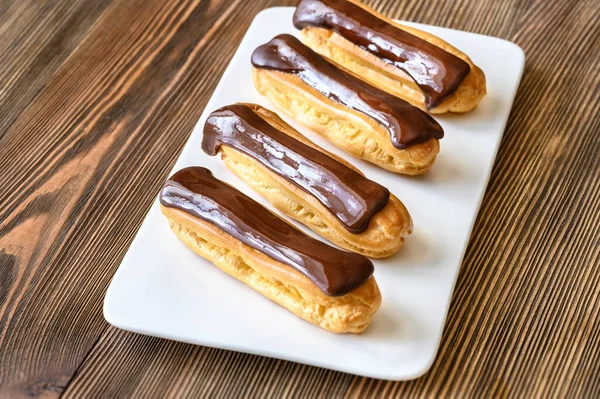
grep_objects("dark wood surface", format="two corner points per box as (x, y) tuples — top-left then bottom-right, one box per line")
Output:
(0, 0), (599, 397)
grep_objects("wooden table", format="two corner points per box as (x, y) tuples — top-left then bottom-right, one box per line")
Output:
(1, 0), (598, 397)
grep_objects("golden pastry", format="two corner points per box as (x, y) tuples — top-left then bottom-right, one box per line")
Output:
(293, 0), (486, 113)
(202, 103), (412, 258)
(160, 167), (381, 333)
(251, 34), (444, 175)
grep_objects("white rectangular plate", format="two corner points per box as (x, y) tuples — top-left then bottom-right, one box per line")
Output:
(104, 7), (524, 380)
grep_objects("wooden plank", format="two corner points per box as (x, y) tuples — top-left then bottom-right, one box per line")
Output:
(0, 0), (598, 397)
(0, 0), (289, 396)
(0, 0), (111, 137)
(62, 328), (354, 398)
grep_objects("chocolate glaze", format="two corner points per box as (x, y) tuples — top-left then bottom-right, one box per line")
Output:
(202, 104), (390, 234)
(293, 0), (471, 109)
(251, 34), (443, 149)
(160, 167), (374, 296)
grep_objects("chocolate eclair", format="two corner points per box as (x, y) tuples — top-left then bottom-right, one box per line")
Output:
(202, 103), (412, 257)
(160, 167), (381, 333)
(251, 34), (443, 175)
(293, 0), (486, 113)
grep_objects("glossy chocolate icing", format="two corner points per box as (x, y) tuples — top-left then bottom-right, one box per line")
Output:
(160, 167), (374, 296)
(202, 104), (390, 234)
(293, 0), (471, 109)
(251, 34), (444, 149)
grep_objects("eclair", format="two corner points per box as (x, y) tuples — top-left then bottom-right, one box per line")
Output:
(160, 167), (381, 333)
(202, 103), (412, 258)
(293, 0), (486, 113)
(251, 34), (444, 175)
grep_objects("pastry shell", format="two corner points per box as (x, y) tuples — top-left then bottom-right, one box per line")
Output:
(214, 103), (413, 258)
(297, 0), (486, 113)
(253, 67), (440, 175)
(161, 204), (382, 333)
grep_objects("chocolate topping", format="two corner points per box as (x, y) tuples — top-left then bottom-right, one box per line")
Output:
(293, 0), (471, 109)
(251, 34), (443, 149)
(202, 104), (390, 234)
(160, 167), (374, 296)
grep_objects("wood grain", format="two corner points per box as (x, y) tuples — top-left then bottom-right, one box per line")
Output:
(0, 0), (599, 397)
(0, 0), (111, 138)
